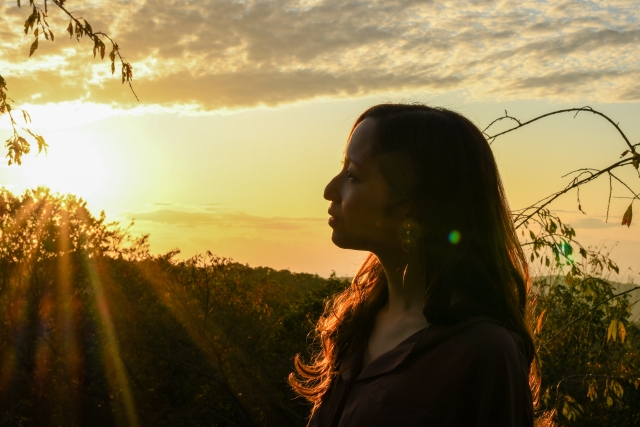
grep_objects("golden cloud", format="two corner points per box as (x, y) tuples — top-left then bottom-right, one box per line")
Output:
(129, 209), (324, 230)
(1, 0), (639, 109)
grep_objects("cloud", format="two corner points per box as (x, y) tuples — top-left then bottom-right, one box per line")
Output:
(129, 208), (324, 229)
(1, 0), (639, 109)
(571, 217), (620, 229)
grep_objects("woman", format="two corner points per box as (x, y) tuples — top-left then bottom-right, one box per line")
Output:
(289, 104), (536, 426)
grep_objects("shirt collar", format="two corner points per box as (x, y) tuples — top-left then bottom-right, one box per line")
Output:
(340, 301), (515, 382)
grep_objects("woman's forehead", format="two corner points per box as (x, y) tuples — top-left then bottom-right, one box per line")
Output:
(345, 118), (376, 165)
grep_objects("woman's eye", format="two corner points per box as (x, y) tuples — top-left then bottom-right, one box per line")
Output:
(346, 170), (355, 180)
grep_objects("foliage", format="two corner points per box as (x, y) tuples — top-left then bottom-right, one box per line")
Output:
(533, 270), (640, 426)
(1, 0), (136, 165)
(483, 108), (640, 425)
(0, 187), (348, 426)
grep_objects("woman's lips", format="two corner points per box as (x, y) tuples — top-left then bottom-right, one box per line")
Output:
(328, 210), (339, 226)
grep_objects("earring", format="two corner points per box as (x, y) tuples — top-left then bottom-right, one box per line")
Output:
(401, 220), (417, 252)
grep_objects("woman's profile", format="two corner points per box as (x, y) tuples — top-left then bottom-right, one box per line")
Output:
(289, 104), (536, 426)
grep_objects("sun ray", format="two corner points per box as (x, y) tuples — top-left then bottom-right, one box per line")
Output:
(55, 207), (82, 420)
(84, 256), (140, 427)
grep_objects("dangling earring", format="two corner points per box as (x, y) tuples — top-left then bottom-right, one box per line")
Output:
(401, 220), (417, 252)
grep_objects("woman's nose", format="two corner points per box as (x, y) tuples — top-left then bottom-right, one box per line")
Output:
(323, 174), (340, 201)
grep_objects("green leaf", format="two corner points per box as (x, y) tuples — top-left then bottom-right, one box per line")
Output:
(621, 203), (633, 227)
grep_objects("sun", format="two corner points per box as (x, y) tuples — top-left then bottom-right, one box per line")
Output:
(22, 130), (107, 201)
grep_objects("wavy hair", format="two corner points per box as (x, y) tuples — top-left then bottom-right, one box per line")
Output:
(289, 104), (537, 418)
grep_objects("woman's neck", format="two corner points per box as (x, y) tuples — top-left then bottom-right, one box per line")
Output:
(377, 252), (427, 317)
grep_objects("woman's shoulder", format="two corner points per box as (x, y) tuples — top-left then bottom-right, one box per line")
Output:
(418, 316), (530, 377)
(456, 319), (525, 357)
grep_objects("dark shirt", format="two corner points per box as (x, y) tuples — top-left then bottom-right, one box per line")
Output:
(309, 307), (534, 427)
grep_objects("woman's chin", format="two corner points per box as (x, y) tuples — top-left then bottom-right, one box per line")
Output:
(330, 233), (369, 252)
(330, 232), (351, 249)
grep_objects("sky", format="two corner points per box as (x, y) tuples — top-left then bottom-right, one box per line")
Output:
(1, 0), (639, 278)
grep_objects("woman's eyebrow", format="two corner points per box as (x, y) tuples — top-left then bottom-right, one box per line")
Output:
(346, 156), (360, 167)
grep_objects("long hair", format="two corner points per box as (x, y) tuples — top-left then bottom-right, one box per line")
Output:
(289, 104), (537, 417)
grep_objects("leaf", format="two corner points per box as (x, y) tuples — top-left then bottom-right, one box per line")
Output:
(100, 41), (106, 60)
(29, 38), (38, 57)
(529, 230), (535, 240)
(34, 28), (38, 37)
(49, 29), (54, 41)
(67, 20), (73, 37)
(587, 383), (597, 400)
(24, 16), (32, 35)
(633, 152), (639, 170)
(618, 321), (626, 343)
(621, 149), (629, 157)
(75, 21), (82, 39)
(607, 319), (618, 342)
(621, 203), (633, 227)
(84, 20), (93, 35)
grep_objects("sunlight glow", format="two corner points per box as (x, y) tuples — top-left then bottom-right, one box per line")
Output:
(23, 132), (107, 201)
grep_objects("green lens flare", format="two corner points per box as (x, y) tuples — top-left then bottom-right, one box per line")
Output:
(448, 230), (461, 244)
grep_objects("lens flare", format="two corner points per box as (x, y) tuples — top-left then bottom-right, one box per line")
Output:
(448, 230), (461, 245)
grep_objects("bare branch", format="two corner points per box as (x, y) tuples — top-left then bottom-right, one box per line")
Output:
(485, 107), (635, 152)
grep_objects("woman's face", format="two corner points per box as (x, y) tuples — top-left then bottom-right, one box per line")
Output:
(324, 118), (408, 254)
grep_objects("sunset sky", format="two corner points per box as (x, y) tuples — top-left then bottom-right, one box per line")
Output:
(1, 0), (639, 278)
